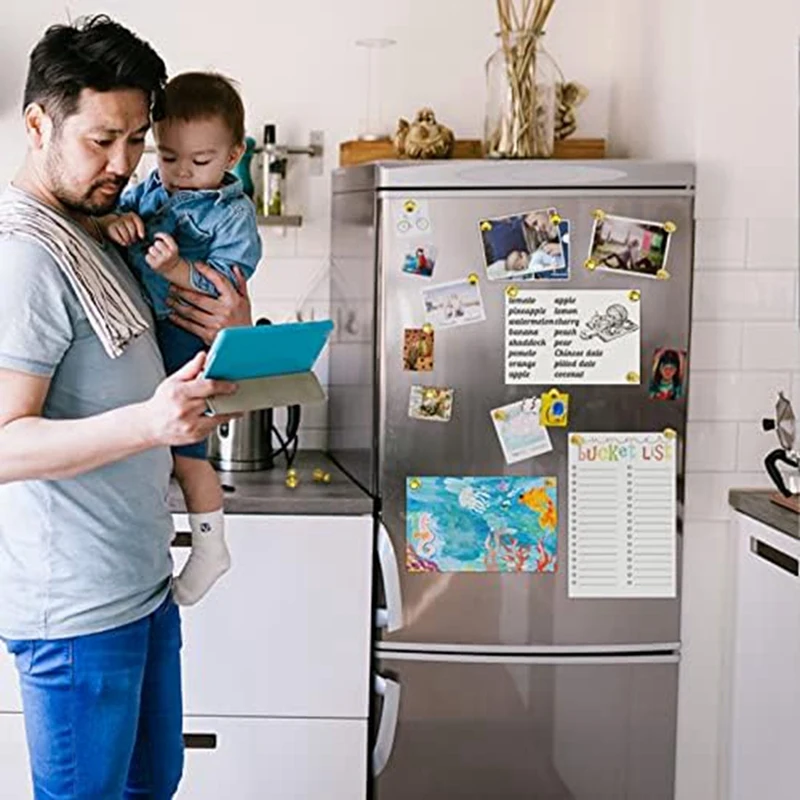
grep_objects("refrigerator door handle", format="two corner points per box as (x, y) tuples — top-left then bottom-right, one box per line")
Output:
(372, 673), (401, 776)
(375, 521), (403, 632)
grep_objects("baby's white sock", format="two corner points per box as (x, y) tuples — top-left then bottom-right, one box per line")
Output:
(172, 509), (231, 606)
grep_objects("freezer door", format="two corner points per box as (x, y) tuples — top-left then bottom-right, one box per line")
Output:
(376, 189), (693, 646)
(372, 652), (678, 800)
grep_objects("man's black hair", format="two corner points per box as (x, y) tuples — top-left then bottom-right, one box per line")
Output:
(23, 14), (167, 124)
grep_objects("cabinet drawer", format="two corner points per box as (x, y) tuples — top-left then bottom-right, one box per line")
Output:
(173, 514), (373, 718)
(178, 716), (367, 800)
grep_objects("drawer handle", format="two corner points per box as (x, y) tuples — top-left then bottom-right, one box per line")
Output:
(183, 733), (217, 749)
(750, 537), (799, 576)
(171, 531), (192, 548)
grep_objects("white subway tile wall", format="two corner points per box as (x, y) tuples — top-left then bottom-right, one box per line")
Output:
(686, 217), (800, 525)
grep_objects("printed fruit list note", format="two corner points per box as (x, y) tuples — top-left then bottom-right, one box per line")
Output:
(505, 289), (641, 385)
(568, 432), (677, 599)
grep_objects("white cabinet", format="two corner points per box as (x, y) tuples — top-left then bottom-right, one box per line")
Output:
(172, 514), (373, 719)
(177, 716), (367, 800)
(727, 513), (800, 800)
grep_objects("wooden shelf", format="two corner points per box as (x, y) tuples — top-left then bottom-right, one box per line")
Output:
(339, 137), (606, 167)
(257, 215), (302, 227)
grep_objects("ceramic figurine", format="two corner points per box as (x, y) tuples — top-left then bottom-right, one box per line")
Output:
(555, 82), (589, 141)
(394, 107), (455, 159)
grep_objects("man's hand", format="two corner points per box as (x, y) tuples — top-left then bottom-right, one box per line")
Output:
(103, 212), (145, 247)
(145, 232), (182, 275)
(137, 351), (239, 447)
(167, 263), (252, 345)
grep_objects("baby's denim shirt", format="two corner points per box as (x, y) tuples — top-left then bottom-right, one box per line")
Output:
(119, 170), (261, 318)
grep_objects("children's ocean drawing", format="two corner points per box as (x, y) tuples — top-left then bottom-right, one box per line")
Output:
(406, 476), (558, 573)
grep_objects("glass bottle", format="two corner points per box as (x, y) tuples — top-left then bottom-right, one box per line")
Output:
(484, 31), (558, 159)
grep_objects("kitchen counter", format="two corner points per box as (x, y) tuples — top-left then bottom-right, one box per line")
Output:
(729, 489), (800, 540)
(169, 450), (373, 516)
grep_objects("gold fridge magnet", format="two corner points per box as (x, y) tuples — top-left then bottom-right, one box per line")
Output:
(587, 213), (675, 280)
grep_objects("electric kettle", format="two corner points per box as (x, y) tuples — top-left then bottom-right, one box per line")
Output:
(207, 318), (301, 472)
(762, 391), (800, 507)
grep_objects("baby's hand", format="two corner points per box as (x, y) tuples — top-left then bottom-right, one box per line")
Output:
(104, 212), (145, 246)
(145, 232), (181, 275)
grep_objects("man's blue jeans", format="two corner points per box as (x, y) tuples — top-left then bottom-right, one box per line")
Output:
(4, 594), (184, 799)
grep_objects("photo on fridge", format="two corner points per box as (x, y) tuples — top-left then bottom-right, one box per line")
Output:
(479, 207), (566, 281)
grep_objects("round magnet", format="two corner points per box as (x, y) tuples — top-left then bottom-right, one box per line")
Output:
(656, 269), (670, 280)
(584, 259), (597, 271)
(628, 289), (641, 301)
(544, 477), (557, 488)
(424, 389), (437, 400)
(663, 221), (677, 233)
(287, 468), (297, 478)
(663, 428), (677, 440)
(493, 410), (507, 421)
(322, 472), (331, 483)
(550, 212), (562, 224)
(468, 273), (479, 285)
(403, 200), (417, 213)
(312, 468), (325, 482)
(506, 285), (519, 298)
(480, 220), (492, 232)
(285, 475), (299, 489)
(570, 434), (584, 446)
(592, 209), (606, 221)
(626, 371), (640, 383)
(409, 478), (421, 491)
(422, 323), (433, 334)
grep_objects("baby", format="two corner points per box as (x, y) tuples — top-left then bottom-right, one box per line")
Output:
(99, 72), (262, 605)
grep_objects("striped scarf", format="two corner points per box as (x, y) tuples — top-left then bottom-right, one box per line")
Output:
(0, 190), (149, 359)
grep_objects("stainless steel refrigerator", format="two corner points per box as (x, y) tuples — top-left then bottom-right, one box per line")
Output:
(328, 160), (694, 800)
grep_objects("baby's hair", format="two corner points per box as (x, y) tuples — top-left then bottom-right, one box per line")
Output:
(162, 72), (245, 143)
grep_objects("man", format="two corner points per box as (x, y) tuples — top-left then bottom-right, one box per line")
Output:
(0, 15), (251, 799)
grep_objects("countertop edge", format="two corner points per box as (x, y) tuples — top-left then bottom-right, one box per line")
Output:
(729, 489), (800, 541)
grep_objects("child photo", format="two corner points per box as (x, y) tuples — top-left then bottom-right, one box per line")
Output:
(408, 386), (454, 422)
(402, 243), (437, 277)
(588, 214), (673, 278)
(479, 207), (567, 282)
(403, 328), (435, 371)
(422, 278), (487, 329)
(649, 348), (686, 400)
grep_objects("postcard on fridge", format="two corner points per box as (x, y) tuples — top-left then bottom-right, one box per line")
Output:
(490, 396), (553, 464)
(568, 432), (677, 599)
(422, 278), (487, 329)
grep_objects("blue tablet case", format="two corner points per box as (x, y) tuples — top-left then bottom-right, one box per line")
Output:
(204, 319), (334, 381)
(203, 320), (334, 414)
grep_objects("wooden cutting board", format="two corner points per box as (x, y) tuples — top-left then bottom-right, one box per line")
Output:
(339, 137), (606, 167)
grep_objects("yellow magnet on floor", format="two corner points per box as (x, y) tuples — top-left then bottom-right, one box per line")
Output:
(312, 468), (325, 482)
(468, 273), (479, 285)
(584, 259), (597, 271)
(287, 468), (297, 477)
(285, 475), (299, 489)
(628, 290), (641, 302)
(626, 372), (640, 383)
(663, 221), (677, 233)
(322, 472), (331, 483)
(409, 478), (421, 491)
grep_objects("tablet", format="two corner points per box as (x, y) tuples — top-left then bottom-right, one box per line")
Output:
(203, 319), (334, 381)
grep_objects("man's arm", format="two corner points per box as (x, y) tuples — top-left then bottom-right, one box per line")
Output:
(0, 353), (238, 485)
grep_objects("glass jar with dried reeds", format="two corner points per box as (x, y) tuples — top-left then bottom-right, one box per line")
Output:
(484, 0), (558, 159)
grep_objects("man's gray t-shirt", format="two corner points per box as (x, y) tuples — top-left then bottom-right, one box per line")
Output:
(0, 190), (174, 639)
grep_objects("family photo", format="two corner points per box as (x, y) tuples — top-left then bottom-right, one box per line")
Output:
(588, 213), (673, 277)
(479, 207), (567, 281)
